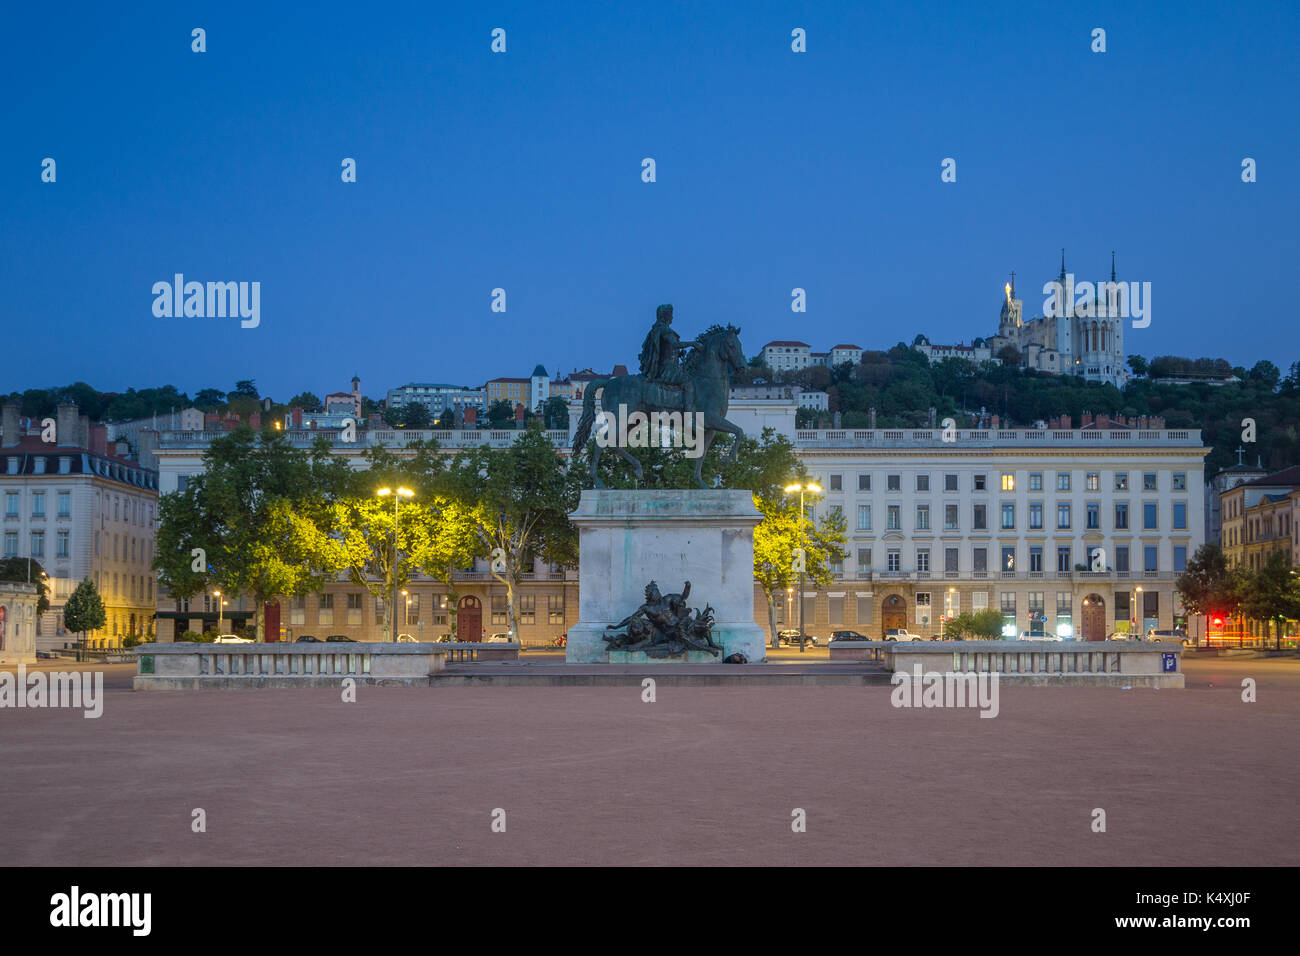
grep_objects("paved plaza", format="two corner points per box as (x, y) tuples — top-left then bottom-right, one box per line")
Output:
(1, 657), (1296, 866)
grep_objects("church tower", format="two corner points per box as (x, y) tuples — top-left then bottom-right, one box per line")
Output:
(998, 271), (1023, 336)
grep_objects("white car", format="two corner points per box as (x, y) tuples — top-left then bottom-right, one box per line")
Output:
(212, 633), (252, 644)
(883, 629), (922, 642)
(1016, 631), (1062, 642)
(396, 634), (418, 643)
(485, 632), (513, 643)
(1105, 632), (1131, 642)
(1147, 629), (1187, 645)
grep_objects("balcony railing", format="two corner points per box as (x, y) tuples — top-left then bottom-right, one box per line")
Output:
(793, 428), (1202, 448)
(157, 426), (1203, 453)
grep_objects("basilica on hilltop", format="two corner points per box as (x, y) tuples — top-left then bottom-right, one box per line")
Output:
(986, 251), (1129, 388)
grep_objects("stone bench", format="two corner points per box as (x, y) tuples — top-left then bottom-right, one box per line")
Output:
(827, 641), (890, 662)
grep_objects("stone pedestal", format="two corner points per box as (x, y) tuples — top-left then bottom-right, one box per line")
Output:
(566, 489), (766, 663)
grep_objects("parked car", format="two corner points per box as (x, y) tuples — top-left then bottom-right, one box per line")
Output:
(777, 629), (819, 646)
(434, 634), (456, 643)
(1016, 631), (1062, 642)
(293, 635), (320, 643)
(485, 632), (513, 643)
(883, 628), (922, 642)
(396, 634), (418, 643)
(830, 630), (871, 642)
(213, 633), (253, 644)
(325, 635), (356, 643)
(1105, 631), (1131, 642)
(1147, 629), (1187, 644)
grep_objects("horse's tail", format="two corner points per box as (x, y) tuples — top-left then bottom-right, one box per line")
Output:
(571, 378), (610, 451)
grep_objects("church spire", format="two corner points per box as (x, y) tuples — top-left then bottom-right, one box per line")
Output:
(1059, 248), (1066, 283)
(1110, 250), (1116, 283)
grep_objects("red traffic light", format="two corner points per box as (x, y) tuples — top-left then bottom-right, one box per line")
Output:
(1211, 616), (1224, 627)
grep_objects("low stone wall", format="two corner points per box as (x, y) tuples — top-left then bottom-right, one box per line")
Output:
(885, 640), (1184, 687)
(132, 642), (521, 689)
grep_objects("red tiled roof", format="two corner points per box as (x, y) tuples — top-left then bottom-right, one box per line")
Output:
(1244, 466), (1300, 488)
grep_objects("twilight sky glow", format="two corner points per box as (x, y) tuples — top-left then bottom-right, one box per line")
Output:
(3, 0), (1297, 399)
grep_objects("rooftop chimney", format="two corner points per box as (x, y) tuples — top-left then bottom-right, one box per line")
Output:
(56, 403), (80, 448)
(1, 404), (19, 448)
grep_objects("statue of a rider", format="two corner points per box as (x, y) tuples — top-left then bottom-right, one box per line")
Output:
(638, 304), (695, 408)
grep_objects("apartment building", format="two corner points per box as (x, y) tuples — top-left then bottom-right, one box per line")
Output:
(1220, 466), (1300, 571)
(385, 383), (487, 418)
(485, 377), (531, 410)
(761, 341), (812, 371)
(793, 425), (1208, 640)
(2, 403), (160, 650)
(148, 411), (1207, 645)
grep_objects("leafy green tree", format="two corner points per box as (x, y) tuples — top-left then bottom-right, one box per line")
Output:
(325, 440), (479, 640)
(288, 391), (323, 411)
(153, 427), (344, 642)
(1249, 360), (1281, 389)
(443, 422), (579, 640)
(1126, 355), (1148, 378)
(63, 578), (107, 645)
(714, 430), (847, 647)
(0, 558), (50, 614)
(967, 608), (1004, 640)
(542, 396), (570, 430)
(194, 388), (227, 409)
(399, 402), (433, 428)
(154, 483), (215, 605)
(486, 400), (514, 428)
(230, 380), (259, 400)
(1237, 550), (1300, 648)
(1176, 544), (1241, 632)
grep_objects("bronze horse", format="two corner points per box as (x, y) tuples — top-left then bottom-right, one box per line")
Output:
(572, 325), (747, 488)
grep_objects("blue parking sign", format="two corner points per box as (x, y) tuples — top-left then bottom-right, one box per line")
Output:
(1161, 653), (1177, 672)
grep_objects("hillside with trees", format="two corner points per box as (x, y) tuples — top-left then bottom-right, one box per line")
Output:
(748, 345), (1300, 478)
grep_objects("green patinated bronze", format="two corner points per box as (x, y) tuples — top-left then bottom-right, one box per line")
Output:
(572, 304), (747, 488)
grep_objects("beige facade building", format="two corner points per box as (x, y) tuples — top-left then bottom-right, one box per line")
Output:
(0, 581), (39, 663)
(1220, 466), (1300, 571)
(2, 403), (159, 651)
(485, 377), (531, 410)
(151, 411), (1207, 645)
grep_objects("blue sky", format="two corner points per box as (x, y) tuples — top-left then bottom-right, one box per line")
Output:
(2, 0), (1297, 400)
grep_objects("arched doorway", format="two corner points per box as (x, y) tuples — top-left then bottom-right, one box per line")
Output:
(457, 595), (482, 643)
(1081, 593), (1106, 641)
(881, 594), (907, 636)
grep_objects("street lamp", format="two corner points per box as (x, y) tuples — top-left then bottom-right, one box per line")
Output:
(401, 589), (411, 630)
(377, 487), (415, 642)
(1134, 586), (1143, 641)
(213, 590), (223, 636)
(783, 481), (821, 653)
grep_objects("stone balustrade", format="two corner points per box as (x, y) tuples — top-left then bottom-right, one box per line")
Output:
(883, 640), (1183, 687)
(132, 641), (521, 689)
